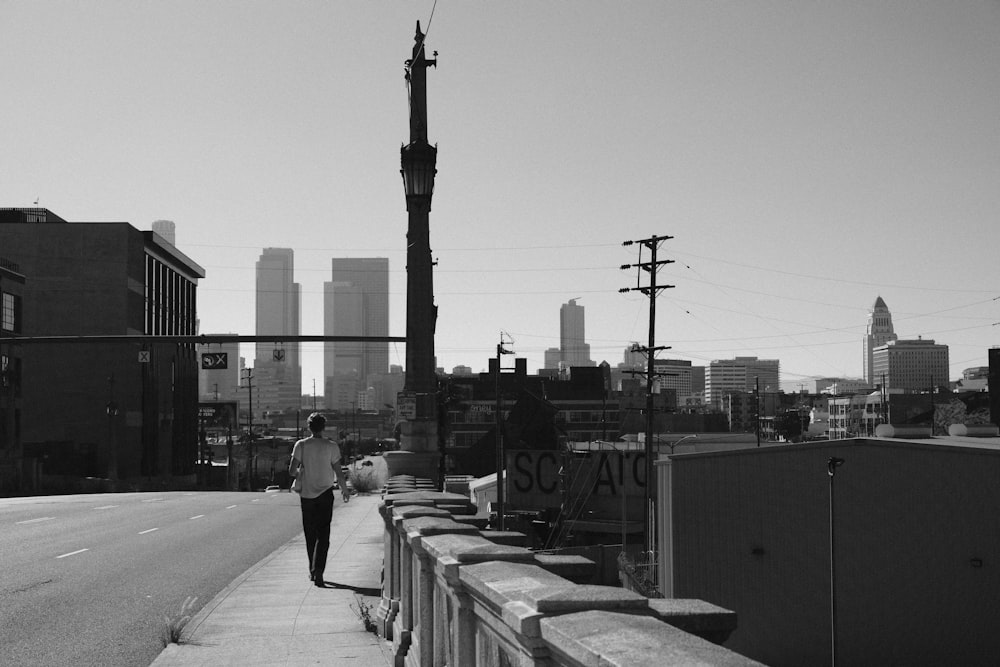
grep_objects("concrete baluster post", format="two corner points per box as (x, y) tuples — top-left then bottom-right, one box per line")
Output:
(377, 502), (400, 639)
(407, 536), (436, 667)
(393, 519), (414, 660)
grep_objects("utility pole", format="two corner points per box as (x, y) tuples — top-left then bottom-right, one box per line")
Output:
(494, 333), (514, 531)
(620, 235), (674, 561)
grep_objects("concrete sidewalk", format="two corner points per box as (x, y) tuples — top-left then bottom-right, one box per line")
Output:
(151, 491), (392, 667)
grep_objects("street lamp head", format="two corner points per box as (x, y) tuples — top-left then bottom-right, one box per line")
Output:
(401, 140), (437, 203)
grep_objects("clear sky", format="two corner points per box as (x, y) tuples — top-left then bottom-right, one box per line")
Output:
(3, 1), (999, 393)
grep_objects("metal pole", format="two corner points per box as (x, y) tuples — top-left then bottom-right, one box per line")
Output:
(495, 344), (504, 531)
(619, 443), (627, 553)
(828, 456), (845, 667)
(755, 377), (761, 447)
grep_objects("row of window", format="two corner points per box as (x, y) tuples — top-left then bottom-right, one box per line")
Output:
(145, 255), (196, 336)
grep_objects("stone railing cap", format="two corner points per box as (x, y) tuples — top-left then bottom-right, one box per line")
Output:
(392, 505), (452, 520)
(401, 515), (480, 536)
(525, 584), (647, 613)
(385, 490), (472, 505)
(421, 533), (534, 564)
(460, 561), (573, 611)
(541, 610), (766, 666)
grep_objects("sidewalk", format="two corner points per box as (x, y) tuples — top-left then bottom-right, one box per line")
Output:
(151, 491), (392, 667)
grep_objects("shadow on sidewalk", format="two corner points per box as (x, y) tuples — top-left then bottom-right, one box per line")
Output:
(317, 580), (381, 597)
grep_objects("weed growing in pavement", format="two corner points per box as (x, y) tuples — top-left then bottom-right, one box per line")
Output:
(350, 594), (378, 634)
(162, 595), (198, 646)
(348, 466), (381, 494)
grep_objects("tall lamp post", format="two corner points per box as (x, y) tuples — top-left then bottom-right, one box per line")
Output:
(828, 456), (845, 667)
(386, 21), (441, 484)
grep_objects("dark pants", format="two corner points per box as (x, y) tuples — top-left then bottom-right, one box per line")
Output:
(300, 487), (334, 581)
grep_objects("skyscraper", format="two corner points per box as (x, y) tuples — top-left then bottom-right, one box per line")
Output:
(254, 248), (301, 418)
(559, 298), (593, 367)
(864, 296), (897, 386)
(324, 258), (389, 411)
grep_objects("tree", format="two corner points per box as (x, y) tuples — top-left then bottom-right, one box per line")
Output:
(774, 410), (804, 442)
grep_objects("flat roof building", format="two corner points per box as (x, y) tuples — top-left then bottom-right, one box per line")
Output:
(0, 208), (205, 483)
(872, 337), (949, 393)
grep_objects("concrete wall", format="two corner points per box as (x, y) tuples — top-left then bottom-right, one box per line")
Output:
(668, 438), (1000, 666)
(376, 480), (763, 666)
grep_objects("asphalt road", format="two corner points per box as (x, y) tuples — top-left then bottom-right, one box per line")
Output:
(0, 490), (304, 667)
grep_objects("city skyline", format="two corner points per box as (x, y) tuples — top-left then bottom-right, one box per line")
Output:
(3, 3), (998, 393)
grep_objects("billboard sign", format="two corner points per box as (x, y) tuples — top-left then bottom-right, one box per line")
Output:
(507, 448), (647, 512)
(198, 401), (239, 430)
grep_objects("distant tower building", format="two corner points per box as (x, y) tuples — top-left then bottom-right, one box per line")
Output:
(865, 296), (897, 386)
(706, 356), (780, 409)
(560, 298), (593, 367)
(622, 343), (645, 368)
(254, 248), (301, 418)
(152, 220), (176, 245)
(324, 258), (389, 411)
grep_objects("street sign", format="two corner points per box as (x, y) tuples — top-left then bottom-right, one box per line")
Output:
(397, 392), (417, 419)
(138, 351), (150, 363)
(201, 352), (228, 369)
(273, 349), (285, 362)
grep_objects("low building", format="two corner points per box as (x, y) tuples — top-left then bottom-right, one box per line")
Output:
(662, 432), (1000, 666)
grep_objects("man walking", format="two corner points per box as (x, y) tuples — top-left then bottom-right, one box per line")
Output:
(289, 412), (351, 587)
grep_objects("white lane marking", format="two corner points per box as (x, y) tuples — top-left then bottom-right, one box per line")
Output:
(225, 505), (237, 509)
(251, 499), (261, 503)
(56, 548), (89, 559)
(189, 515), (204, 520)
(94, 505), (118, 510)
(17, 517), (54, 525)
(138, 528), (159, 535)
(142, 498), (165, 503)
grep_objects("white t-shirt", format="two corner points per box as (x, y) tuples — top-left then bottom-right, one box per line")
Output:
(291, 436), (342, 499)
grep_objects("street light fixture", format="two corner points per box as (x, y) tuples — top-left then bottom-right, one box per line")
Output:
(667, 434), (697, 455)
(400, 140), (437, 203)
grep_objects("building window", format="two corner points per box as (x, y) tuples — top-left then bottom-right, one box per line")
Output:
(1, 292), (19, 333)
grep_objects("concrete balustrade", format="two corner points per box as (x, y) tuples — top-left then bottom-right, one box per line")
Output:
(377, 477), (761, 667)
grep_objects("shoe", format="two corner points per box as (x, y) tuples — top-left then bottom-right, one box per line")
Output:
(314, 578), (327, 588)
